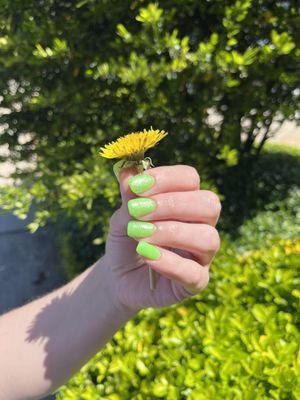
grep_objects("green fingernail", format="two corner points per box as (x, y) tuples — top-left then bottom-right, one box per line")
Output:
(127, 220), (156, 238)
(127, 198), (156, 218)
(128, 174), (155, 194)
(136, 240), (161, 260)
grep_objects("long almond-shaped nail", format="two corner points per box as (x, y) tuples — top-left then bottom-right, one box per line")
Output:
(127, 198), (156, 218)
(128, 174), (155, 194)
(136, 241), (161, 260)
(127, 220), (156, 238)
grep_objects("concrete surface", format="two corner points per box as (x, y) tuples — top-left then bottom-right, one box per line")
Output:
(0, 211), (66, 315)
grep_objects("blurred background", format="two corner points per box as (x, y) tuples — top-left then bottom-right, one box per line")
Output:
(0, 1), (299, 399)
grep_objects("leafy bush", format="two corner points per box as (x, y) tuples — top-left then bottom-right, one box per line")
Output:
(232, 187), (300, 250)
(56, 237), (300, 400)
(0, 0), (299, 235)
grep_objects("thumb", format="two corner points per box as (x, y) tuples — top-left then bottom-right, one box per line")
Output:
(119, 166), (139, 204)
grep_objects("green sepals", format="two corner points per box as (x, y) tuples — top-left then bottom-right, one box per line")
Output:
(113, 157), (154, 181)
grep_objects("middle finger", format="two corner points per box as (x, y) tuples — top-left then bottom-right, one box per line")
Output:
(127, 190), (221, 226)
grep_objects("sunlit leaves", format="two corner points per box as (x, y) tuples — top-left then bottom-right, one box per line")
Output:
(136, 4), (163, 25)
(271, 30), (296, 55)
(33, 39), (69, 59)
(116, 24), (132, 43)
(57, 238), (300, 399)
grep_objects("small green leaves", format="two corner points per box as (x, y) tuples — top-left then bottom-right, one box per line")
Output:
(58, 237), (300, 399)
(271, 30), (296, 55)
(136, 4), (163, 25)
(217, 145), (238, 166)
(33, 39), (68, 59)
(116, 24), (132, 43)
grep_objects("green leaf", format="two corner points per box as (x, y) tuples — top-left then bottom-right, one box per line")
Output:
(136, 4), (163, 25)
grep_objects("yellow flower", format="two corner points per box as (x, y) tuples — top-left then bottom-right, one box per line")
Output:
(99, 128), (168, 160)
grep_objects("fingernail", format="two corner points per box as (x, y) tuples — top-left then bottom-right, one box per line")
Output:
(127, 198), (156, 218)
(128, 174), (155, 194)
(127, 220), (156, 238)
(136, 240), (161, 260)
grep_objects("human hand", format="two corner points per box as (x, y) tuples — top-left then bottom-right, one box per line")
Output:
(104, 165), (221, 313)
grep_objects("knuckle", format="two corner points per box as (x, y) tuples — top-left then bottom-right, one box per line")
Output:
(206, 191), (222, 216)
(167, 222), (180, 238)
(203, 226), (221, 252)
(185, 166), (200, 188)
(195, 270), (210, 291)
(202, 271), (210, 289)
(164, 193), (176, 210)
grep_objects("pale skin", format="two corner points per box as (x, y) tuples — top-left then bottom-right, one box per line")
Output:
(0, 165), (221, 400)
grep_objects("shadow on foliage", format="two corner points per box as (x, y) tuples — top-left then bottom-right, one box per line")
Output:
(217, 149), (300, 235)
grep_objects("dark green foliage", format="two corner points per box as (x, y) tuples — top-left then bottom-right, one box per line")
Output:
(218, 145), (300, 233)
(55, 215), (105, 279)
(0, 0), (299, 234)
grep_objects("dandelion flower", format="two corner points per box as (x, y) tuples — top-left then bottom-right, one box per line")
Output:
(99, 128), (167, 160)
(99, 127), (168, 291)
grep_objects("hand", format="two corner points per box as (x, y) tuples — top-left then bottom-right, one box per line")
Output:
(104, 165), (221, 312)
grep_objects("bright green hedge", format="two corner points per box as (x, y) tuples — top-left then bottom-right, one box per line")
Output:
(57, 237), (300, 400)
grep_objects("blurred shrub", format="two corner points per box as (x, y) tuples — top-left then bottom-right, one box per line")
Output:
(219, 145), (300, 232)
(56, 237), (300, 400)
(0, 0), (299, 235)
(233, 187), (300, 250)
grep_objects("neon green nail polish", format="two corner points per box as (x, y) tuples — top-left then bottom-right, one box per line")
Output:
(128, 174), (155, 194)
(127, 221), (156, 238)
(136, 240), (161, 260)
(127, 198), (156, 218)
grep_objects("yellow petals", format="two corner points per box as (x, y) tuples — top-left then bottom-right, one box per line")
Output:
(99, 128), (168, 159)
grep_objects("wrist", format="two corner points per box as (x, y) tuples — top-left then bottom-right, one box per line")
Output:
(94, 256), (137, 321)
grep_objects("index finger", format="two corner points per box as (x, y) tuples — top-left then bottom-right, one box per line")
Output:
(128, 165), (200, 196)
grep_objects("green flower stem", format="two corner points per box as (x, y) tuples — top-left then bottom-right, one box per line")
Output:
(141, 157), (157, 291)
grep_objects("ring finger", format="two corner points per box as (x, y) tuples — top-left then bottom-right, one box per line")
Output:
(136, 243), (210, 294)
(127, 220), (220, 265)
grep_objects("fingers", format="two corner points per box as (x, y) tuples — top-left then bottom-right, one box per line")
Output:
(123, 164), (220, 295)
(137, 243), (210, 293)
(128, 221), (220, 265)
(128, 190), (221, 226)
(120, 164), (221, 296)
(128, 165), (200, 196)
